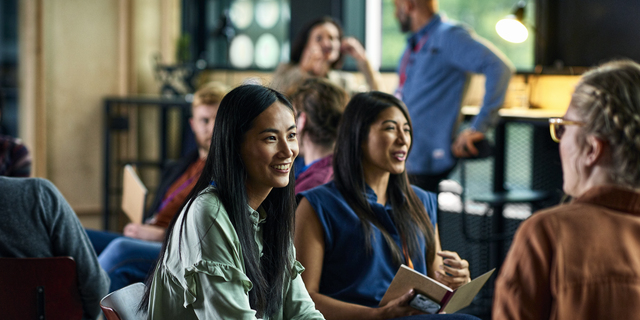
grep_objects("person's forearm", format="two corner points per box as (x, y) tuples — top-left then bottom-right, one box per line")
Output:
(356, 58), (382, 91)
(125, 223), (166, 242)
(472, 58), (513, 131)
(139, 226), (166, 241)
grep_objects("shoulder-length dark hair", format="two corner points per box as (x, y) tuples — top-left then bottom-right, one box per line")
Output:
(141, 85), (297, 318)
(290, 16), (345, 70)
(333, 91), (436, 267)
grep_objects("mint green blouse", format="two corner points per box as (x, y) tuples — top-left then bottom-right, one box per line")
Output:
(147, 187), (324, 320)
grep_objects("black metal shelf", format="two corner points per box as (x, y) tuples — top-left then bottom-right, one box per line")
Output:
(103, 95), (191, 231)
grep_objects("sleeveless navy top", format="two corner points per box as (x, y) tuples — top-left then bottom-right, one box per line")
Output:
(299, 181), (438, 307)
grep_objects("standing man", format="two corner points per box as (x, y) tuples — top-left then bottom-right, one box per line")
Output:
(394, 0), (514, 192)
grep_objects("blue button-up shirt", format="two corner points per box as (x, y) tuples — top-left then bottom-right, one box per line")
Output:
(397, 14), (513, 175)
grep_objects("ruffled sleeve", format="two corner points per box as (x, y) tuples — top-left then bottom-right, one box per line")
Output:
(167, 192), (261, 319)
(183, 260), (253, 307)
(291, 260), (306, 280)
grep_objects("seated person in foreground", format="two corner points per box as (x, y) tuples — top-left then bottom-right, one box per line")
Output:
(295, 92), (476, 319)
(289, 78), (348, 194)
(493, 60), (640, 319)
(86, 81), (227, 292)
(141, 85), (324, 319)
(0, 176), (109, 320)
(0, 89), (31, 177)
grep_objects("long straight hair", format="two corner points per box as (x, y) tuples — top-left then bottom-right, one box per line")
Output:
(332, 91), (436, 267)
(141, 85), (297, 318)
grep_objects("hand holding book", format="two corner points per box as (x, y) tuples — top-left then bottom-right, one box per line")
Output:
(435, 251), (471, 290)
(380, 265), (495, 314)
(377, 289), (430, 318)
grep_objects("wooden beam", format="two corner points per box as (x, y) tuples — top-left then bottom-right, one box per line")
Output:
(18, 0), (47, 178)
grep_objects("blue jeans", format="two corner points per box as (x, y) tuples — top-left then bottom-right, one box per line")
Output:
(86, 229), (122, 255)
(86, 229), (162, 292)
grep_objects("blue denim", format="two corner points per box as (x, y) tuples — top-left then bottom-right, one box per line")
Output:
(85, 229), (162, 292)
(85, 229), (122, 255)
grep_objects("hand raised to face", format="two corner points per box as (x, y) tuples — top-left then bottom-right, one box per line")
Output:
(341, 37), (367, 63)
(300, 43), (331, 76)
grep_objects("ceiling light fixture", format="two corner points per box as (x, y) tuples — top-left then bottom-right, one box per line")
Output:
(496, 1), (528, 44)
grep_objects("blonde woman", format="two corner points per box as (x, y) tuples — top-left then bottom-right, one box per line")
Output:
(494, 60), (640, 319)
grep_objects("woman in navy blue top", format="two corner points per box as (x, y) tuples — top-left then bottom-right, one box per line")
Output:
(295, 91), (473, 319)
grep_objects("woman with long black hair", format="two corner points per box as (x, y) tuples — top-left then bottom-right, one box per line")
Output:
(295, 91), (474, 319)
(141, 85), (324, 319)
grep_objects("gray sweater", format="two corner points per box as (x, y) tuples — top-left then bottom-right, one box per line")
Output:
(0, 177), (109, 320)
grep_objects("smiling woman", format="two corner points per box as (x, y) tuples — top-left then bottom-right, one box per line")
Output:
(362, 106), (412, 179)
(140, 85), (323, 320)
(241, 101), (299, 209)
(295, 91), (474, 320)
(271, 16), (382, 96)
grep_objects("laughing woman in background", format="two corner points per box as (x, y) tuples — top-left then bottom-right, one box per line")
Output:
(271, 16), (381, 96)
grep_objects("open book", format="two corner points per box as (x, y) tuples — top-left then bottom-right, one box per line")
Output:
(379, 264), (495, 314)
(121, 164), (148, 224)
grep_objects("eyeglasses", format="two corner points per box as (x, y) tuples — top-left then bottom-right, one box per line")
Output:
(548, 118), (585, 143)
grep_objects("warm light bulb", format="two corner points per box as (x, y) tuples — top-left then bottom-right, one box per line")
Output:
(495, 16), (529, 43)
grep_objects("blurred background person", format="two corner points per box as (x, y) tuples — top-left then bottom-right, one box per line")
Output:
(289, 78), (348, 194)
(271, 16), (382, 96)
(0, 88), (31, 177)
(493, 60), (640, 319)
(393, 0), (513, 193)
